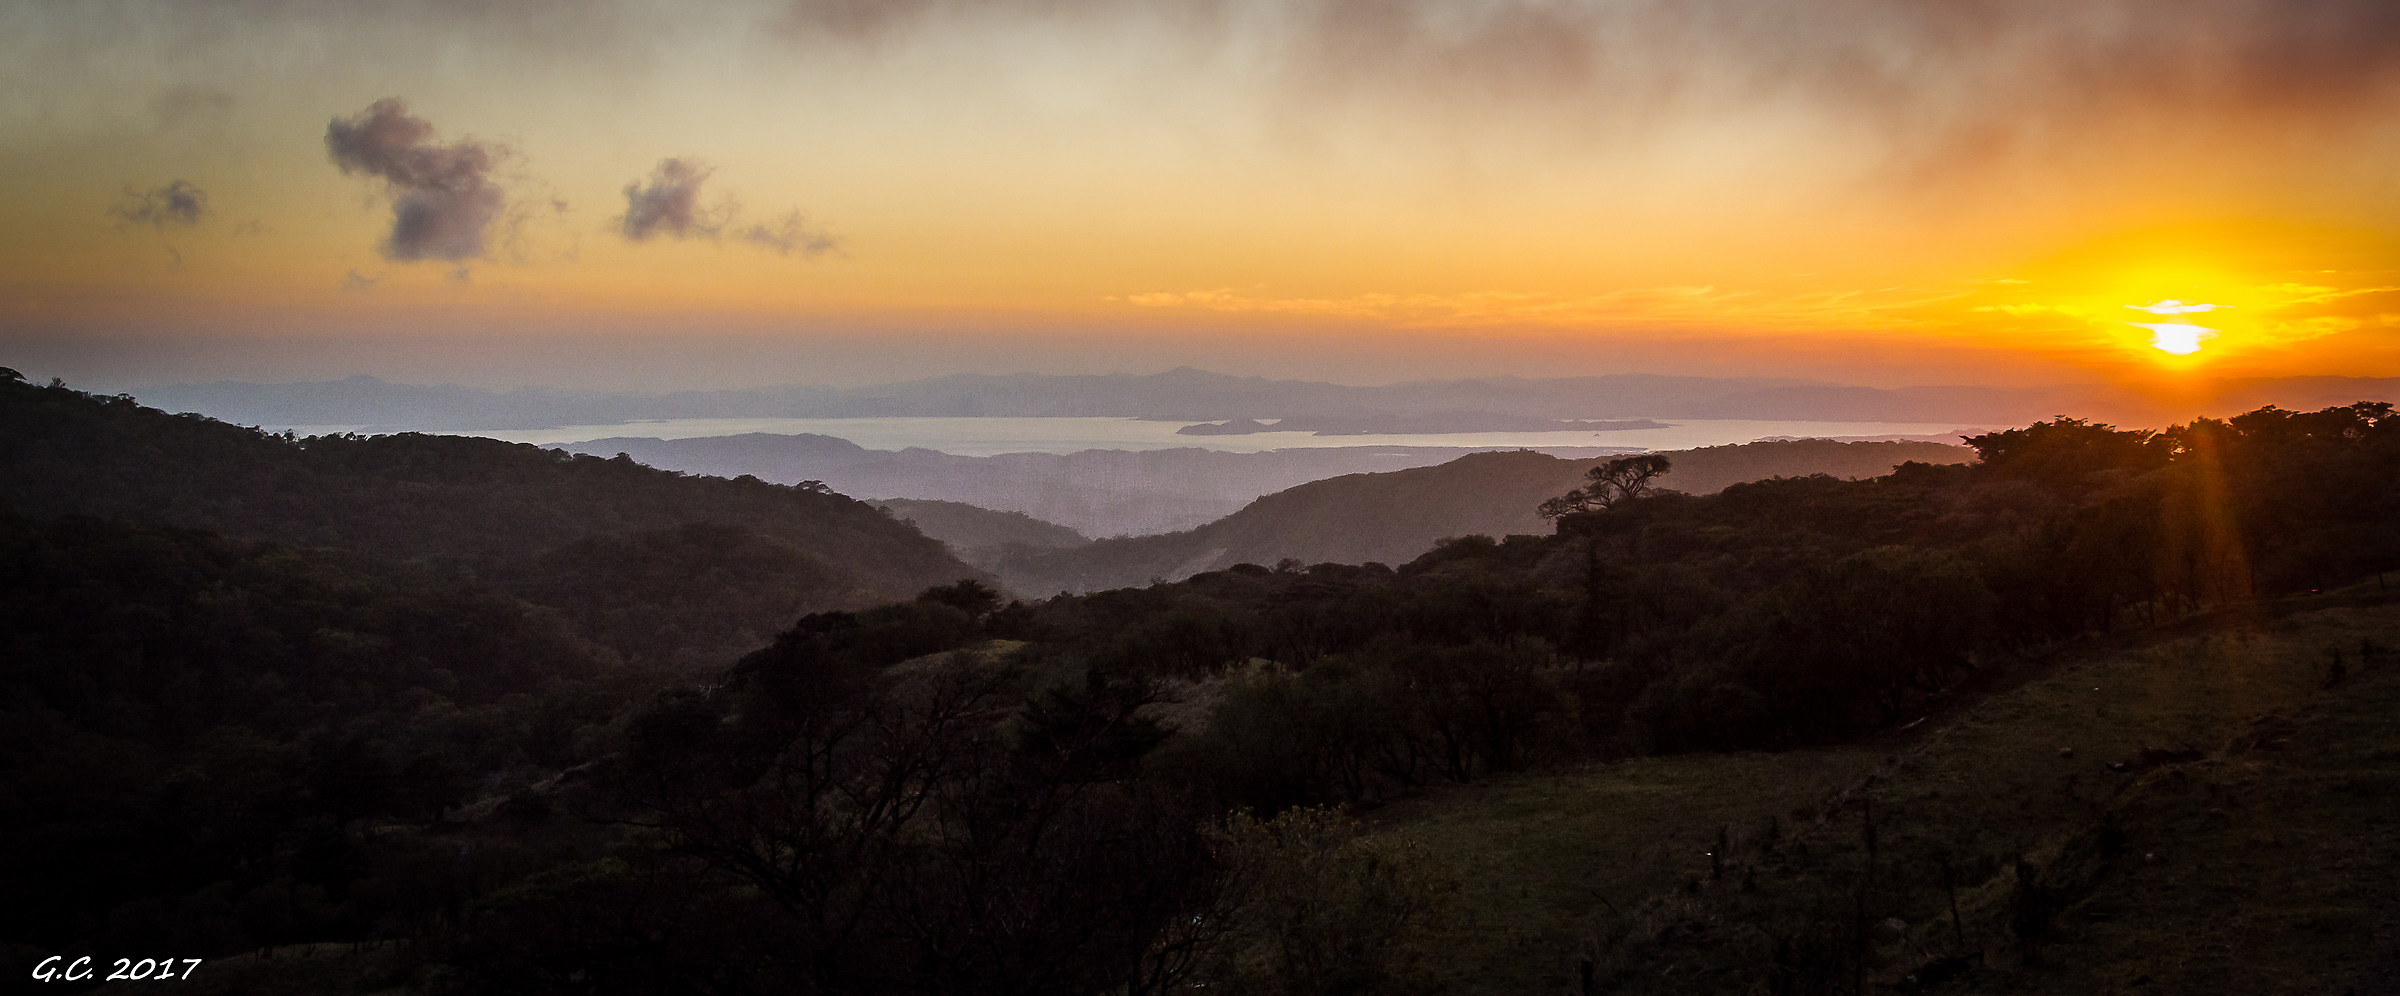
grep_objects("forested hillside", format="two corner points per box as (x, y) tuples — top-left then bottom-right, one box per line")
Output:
(8, 388), (2399, 995)
(0, 374), (983, 668)
(406, 400), (2393, 996)
(0, 372), (987, 976)
(0, 514), (629, 961)
(991, 438), (1970, 594)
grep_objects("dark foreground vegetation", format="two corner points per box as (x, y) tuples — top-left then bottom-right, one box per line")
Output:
(4, 366), (2397, 993)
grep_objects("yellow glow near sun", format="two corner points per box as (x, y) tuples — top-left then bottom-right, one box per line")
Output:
(2129, 299), (2221, 316)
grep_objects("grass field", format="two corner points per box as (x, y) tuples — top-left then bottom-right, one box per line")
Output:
(1371, 586), (2400, 994)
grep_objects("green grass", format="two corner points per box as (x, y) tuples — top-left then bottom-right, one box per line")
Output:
(1369, 589), (2400, 994)
(1374, 749), (1887, 993)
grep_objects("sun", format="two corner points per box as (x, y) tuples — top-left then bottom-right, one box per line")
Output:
(2133, 323), (2215, 354)
(2126, 299), (2222, 355)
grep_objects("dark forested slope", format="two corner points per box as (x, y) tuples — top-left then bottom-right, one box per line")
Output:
(871, 498), (1091, 566)
(0, 375), (983, 667)
(0, 513), (629, 957)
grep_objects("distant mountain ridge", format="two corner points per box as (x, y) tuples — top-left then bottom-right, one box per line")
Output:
(987, 439), (1975, 595)
(555, 434), (1638, 538)
(130, 368), (2400, 434)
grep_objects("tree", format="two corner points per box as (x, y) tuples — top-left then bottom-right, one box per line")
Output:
(1960, 417), (2162, 488)
(917, 578), (1003, 620)
(1539, 454), (1674, 519)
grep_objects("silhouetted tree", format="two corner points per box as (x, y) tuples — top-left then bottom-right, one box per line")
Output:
(1540, 454), (1674, 519)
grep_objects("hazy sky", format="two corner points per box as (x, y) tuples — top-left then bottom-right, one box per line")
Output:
(5, 0), (2399, 391)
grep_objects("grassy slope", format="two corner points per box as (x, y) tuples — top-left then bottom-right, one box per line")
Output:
(1374, 587), (2400, 994)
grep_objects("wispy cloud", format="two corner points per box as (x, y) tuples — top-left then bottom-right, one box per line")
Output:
(1975, 278), (2400, 347)
(735, 211), (840, 258)
(1118, 282), (1965, 332)
(108, 180), (206, 229)
(619, 157), (839, 258)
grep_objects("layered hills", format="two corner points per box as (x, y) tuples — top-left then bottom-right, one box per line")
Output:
(0, 374), (983, 668)
(556, 434), (1627, 537)
(871, 497), (1092, 561)
(989, 438), (1973, 594)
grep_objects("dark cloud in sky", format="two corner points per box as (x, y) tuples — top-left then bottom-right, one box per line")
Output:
(621, 158), (720, 241)
(109, 180), (208, 229)
(620, 157), (839, 258)
(1315, 0), (2400, 122)
(777, 0), (2400, 154)
(324, 99), (505, 262)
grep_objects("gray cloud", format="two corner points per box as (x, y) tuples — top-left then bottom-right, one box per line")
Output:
(621, 158), (721, 241)
(324, 99), (506, 262)
(620, 157), (840, 258)
(738, 211), (840, 258)
(109, 180), (208, 229)
(776, 0), (2400, 159)
(1283, 0), (2400, 128)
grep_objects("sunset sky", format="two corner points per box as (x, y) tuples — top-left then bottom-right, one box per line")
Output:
(5, 0), (2399, 392)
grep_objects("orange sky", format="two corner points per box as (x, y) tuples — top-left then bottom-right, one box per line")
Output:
(4, 0), (2398, 391)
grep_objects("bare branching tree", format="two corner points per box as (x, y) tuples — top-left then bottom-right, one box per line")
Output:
(1539, 454), (1674, 519)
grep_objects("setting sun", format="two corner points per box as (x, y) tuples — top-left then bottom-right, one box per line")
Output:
(2132, 321), (2218, 355)
(2127, 300), (2224, 355)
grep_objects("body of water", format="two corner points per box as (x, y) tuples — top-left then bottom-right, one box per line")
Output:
(267, 416), (1994, 456)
